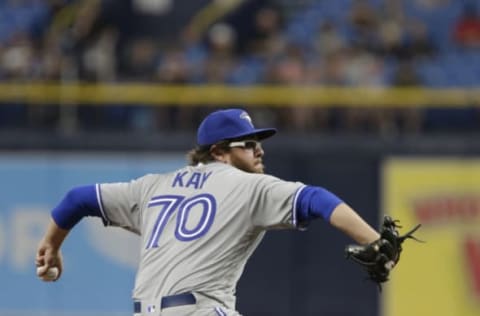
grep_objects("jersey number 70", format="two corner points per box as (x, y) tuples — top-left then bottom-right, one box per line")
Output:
(146, 194), (217, 249)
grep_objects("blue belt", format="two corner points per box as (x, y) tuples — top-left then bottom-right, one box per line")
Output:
(134, 292), (196, 312)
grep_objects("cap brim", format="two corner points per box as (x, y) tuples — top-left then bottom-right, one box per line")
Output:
(227, 128), (277, 141)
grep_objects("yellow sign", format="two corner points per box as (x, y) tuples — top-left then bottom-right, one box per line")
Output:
(382, 158), (480, 316)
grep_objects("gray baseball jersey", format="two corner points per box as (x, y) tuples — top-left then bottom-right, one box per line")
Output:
(96, 162), (305, 311)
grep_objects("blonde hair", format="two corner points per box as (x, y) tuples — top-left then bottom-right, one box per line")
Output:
(186, 147), (215, 166)
(186, 141), (230, 166)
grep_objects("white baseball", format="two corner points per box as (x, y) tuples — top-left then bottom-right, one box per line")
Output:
(37, 266), (59, 281)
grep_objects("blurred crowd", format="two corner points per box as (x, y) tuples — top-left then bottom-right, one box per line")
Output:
(0, 0), (480, 136)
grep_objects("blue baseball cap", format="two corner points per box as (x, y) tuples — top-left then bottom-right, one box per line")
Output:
(197, 109), (277, 146)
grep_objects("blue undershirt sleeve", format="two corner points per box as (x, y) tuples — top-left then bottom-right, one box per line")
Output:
(51, 185), (102, 230)
(296, 185), (343, 223)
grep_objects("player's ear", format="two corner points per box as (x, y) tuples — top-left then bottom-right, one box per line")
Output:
(210, 144), (229, 162)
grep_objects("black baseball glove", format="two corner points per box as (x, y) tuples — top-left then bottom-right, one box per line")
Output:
(345, 215), (422, 289)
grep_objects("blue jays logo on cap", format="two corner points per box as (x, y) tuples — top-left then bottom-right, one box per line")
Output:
(240, 111), (254, 127)
(197, 108), (277, 146)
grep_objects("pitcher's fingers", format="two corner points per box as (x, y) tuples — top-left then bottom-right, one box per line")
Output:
(36, 247), (46, 256)
(35, 257), (45, 267)
(44, 256), (57, 266)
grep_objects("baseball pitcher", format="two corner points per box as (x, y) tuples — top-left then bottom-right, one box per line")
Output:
(36, 108), (418, 315)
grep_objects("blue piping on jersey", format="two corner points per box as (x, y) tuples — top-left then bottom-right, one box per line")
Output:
(295, 185), (343, 223)
(51, 185), (103, 229)
(292, 185), (306, 228)
(95, 183), (111, 225)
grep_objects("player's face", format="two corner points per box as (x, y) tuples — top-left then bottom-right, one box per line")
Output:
(226, 140), (265, 174)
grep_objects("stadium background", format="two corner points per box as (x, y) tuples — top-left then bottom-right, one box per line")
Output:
(1, 0), (479, 315)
